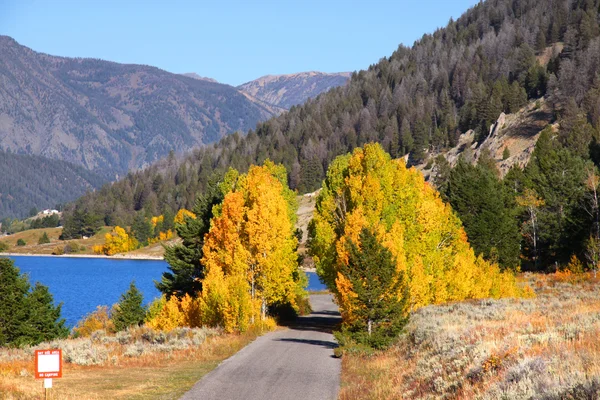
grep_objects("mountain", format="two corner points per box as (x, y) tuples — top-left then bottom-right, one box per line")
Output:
(0, 151), (105, 218)
(180, 73), (219, 83)
(237, 71), (351, 109)
(0, 35), (277, 177)
(64, 0), (600, 233)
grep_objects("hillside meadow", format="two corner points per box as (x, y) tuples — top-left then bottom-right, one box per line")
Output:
(339, 272), (600, 399)
(0, 227), (171, 258)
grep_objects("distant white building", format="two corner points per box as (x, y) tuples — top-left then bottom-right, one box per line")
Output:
(41, 209), (60, 216)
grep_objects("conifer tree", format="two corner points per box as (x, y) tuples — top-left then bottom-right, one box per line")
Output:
(338, 228), (408, 348)
(132, 214), (153, 246)
(158, 174), (224, 298)
(38, 232), (50, 245)
(112, 281), (146, 332)
(522, 127), (592, 267)
(26, 283), (70, 344)
(0, 259), (68, 346)
(445, 158), (521, 269)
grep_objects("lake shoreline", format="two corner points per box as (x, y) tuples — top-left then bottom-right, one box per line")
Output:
(1, 252), (164, 261)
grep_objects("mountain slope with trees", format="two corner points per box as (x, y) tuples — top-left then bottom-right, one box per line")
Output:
(0, 151), (105, 218)
(63, 0), (600, 270)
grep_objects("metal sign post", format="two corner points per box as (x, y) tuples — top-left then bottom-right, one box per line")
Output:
(35, 349), (62, 399)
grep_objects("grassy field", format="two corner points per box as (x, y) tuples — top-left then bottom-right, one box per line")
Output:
(0, 326), (267, 399)
(0, 227), (171, 259)
(339, 272), (600, 399)
(0, 227), (110, 256)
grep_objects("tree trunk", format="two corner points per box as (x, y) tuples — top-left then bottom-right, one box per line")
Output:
(251, 266), (256, 324)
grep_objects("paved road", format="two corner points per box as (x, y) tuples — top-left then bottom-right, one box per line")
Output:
(180, 294), (341, 400)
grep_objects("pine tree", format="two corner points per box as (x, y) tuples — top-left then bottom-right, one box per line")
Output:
(0, 259), (68, 347)
(38, 232), (50, 245)
(131, 214), (153, 246)
(522, 127), (592, 268)
(337, 228), (408, 349)
(0, 259), (30, 346)
(158, 173), (224, 298)
(445, 159), (521, 269)
(112, 281), (146, 332)
(26, 283), (70, 344)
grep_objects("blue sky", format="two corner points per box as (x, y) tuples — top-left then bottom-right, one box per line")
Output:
(0, 0), (480, 86)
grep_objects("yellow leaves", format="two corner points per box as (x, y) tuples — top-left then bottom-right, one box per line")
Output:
(311, 143), (522, 323)
(94, 226), (138, 255)
(150, 215), (164, 228)
(174, 208), (196, 224)
(200, 162), (304, 332)
(145, 295), (186, 331)
(199, 263), (255, 333)
(148, 229), (173, 244)
(516, 188), (545, 209)
(335, 271), (358, 323)
(72, 306), (114, 337)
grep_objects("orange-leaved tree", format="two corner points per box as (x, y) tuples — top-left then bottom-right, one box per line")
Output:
(309, 143), (521, 328)
(200, 161), (305, 332)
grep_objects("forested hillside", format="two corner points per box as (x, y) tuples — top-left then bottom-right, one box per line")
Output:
(0, 151), (105, 218)
(64, 0), (600, 270)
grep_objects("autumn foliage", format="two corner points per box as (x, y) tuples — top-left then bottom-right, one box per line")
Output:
(93, 226), (139, 255)
(72, 306), (114, 337)
(200, 162), (304, 332)
(147, 162), (305, 333)
(174, 209), (196, 224)
(310, 143), (521, 327)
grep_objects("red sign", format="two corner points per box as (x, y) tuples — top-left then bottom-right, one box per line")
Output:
(35, 349), (62, 379)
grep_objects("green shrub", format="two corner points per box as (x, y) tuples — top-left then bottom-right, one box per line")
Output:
(0, 242), (8, 252)
(38, 232), (51, 245)
(16, 239), (26, 246)
(111, 281), (146, 332)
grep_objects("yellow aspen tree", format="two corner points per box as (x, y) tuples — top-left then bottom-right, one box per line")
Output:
(201, 191), (255, 331)
(242, 164), (300, 319)
(150, 215), (164, 228)
(146, 296), (185, 331)
(310, 143), (521, 323)
(93, 226), (138, 255)
(201, 162), (305, 331)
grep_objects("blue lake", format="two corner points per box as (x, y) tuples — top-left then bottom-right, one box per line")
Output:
(6, 256), (326, 328)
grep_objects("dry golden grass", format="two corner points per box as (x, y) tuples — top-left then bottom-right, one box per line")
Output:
(339, 273), (600, 399)
(0, 227), (111, 256)
(0, 326), (264, 399)
(0, 226), (175, 258)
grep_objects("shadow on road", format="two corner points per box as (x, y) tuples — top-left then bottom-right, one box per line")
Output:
(275, 337), (338, 349)
(282, 304), (341, 334)
(310, 310), (340, 316)
(283, 314), (341, 333)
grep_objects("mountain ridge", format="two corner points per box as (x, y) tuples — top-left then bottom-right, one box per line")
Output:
(237, 71), (351, 109)
(0, 35), (276, 175)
